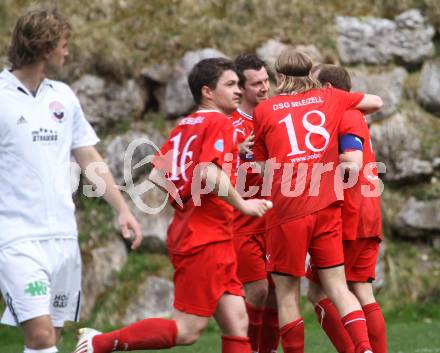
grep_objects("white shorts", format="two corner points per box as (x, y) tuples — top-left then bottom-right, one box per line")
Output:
(0, 238), (82, 327)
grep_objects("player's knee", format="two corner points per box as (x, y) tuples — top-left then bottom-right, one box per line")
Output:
(176, 321), (205, 345)
(26, 326), (55, 348)
(246, 283), (268, 306)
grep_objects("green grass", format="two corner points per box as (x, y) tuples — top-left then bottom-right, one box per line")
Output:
(1, 314), (440, 352)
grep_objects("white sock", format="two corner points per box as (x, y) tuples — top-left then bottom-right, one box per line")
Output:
(24, 347), (58, 353)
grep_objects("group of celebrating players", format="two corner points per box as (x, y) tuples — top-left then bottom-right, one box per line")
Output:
(0, 8), (386, 353)
(75, 48), (386, 353)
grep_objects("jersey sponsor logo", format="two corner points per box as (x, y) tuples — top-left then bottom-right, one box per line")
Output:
(16, 115), (28, 125)
(214, 139), (224, 152)
(24, 280), (48, 297)
(53, 293), (70, 308)
(49, 101), (66, 123)
(32, 127), (59, 144)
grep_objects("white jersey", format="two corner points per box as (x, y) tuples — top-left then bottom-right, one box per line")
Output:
(0, 69), (99, 247)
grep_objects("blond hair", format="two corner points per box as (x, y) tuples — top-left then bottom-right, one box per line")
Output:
(8, 9), (71, 69)
(274, 48), (321, 94)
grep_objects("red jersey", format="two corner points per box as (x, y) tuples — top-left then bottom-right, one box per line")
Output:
(339, 110), (382, 240)
(154, 110), (238, 254)
(253, 88), (364, 228)
(358, 122), (382, 240)
(230, 109), (266, 235)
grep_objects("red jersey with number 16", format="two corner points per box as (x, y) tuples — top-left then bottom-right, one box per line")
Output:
(154, 110), (237, 255)
(253, 88), (364, 228)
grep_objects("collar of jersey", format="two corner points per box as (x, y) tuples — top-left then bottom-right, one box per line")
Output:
(237, 108), (253, 121)
(0, 68), (54, 96)
(195, 109), (223, 114)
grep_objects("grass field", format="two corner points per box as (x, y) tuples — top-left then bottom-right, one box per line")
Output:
(1, 307), (440, 353)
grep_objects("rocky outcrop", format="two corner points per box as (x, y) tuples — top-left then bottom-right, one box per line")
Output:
(256, 40), (323, 71)
(104, 128), (165, 186)
(165, 48), (228, 117)
(123, 179), (173, 253)
(417, 60), (440, 115)
(350, 67), (407, 122)
(336, 9), (434, 66)
(80, 237), (128, 319)
(122, 276), (174, 325)
(393, 197), (440, 238)
(72, 75), (145, 131)
(370, 105), (440, 183)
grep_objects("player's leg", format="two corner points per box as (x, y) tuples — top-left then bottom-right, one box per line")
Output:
(22, 316), (57, 350)
(318, 267), (371, 353)
(85, 310), (201, 353)
(259, 280), (280, 353)
(347, 238), (386, 353)
(350, 282), (386, 353)
(265, 219), (311, 353)
(0, 240), (59, 352)
(306, 272), (354, 353)
(312, 206), (372, 353)
(271, 274), (304, 353)
(214, 293), (252, 353)
(234, 233), (268, 352)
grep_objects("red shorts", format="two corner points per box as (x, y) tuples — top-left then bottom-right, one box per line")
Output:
(169, 241), (244, 317)
(306, 237), (380, 283)
(233, 233), (267, 284)
(266, 204), (344, 277)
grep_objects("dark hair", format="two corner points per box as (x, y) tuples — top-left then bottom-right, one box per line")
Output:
(234, 53), (266, 88)
(317, 64), (352, 92)
(8, 9), (71, 69)
(188, 57), (236, 104)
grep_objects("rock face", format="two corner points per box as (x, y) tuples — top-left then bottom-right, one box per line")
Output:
(393, 197), (440, 238)
(336, 9), (434, 66)
(417, 59), (440, 115)
(350, 67), (407, 122)
(370, 106), (440, 183)
(256, 40), (323, 71)
(104, 129), (165, 187)
(122, 276), (174, 325)
(80, 237), (128, 319)
(165, 48), (228, 117)
(72, 75), (145, 131)
(124, 180), (173, 253)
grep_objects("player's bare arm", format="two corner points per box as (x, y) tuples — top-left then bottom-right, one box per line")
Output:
(355, 94), (383, 114)
(201, 163), (271, 217)
(72, 146), (142, 249)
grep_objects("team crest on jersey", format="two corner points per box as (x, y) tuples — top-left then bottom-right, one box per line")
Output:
(214, 139), (224, 152)
(49, 101), (66, 123)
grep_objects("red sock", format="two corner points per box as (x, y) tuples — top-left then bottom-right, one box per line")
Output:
(363, 303), (387, 353)
(222, 336), (252, 353)
(245, 302), (264, 352)
(315, 299), (355, 353)
(280, 318), (304, 353)
(341, 311), (372, 353)
(259, 307), (280, 353)
(92, 318), (177, 352)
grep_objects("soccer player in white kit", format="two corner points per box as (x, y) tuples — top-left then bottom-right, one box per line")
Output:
(0, 9), (142, 353)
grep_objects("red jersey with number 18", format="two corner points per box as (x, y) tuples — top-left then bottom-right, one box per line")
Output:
(253, 87), (364, 228)
(230, 109), (266, 235)
(154, 110), (237, 255)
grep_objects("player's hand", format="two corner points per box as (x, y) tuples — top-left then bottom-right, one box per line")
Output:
(239, 199), (272, 217)
(239, 132), (254, 155)
(117, 208), (143, 250)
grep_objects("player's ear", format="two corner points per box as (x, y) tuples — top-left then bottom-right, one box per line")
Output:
(324, 82), (332, 88)
(201, 85), (213, 101)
